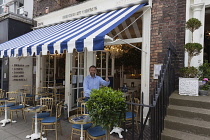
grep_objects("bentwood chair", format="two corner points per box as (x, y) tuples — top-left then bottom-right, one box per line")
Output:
(40, 101), (63, 140)
(125, 97), (140, 132)
(32, 97), (54, 132)
(86, 126), (106, 140)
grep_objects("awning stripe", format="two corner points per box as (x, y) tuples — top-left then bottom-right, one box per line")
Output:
(0, 3), (145, 57)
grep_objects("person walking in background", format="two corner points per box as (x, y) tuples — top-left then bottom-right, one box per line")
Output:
(83, 65), (110, 101)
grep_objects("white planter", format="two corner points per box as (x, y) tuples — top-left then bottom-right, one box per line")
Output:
(179, 77), (199, 96)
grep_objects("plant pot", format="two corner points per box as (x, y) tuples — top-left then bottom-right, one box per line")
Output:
(199, 90), (209, 96)
(179, 77), (199, 96)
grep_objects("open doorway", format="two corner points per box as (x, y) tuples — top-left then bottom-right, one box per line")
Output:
(204, 7), (210, 62)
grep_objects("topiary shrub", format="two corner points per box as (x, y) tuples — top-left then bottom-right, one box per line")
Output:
(86, 87), (126, 140)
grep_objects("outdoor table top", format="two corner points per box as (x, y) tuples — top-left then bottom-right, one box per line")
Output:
(68, 114), (91, 124)
(24, 105), (47, 113)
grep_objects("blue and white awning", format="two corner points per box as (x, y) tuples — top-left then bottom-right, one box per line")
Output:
(0, 4), (145, 57)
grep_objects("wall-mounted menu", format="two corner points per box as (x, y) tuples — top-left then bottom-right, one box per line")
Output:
(9, 57), (33, 91)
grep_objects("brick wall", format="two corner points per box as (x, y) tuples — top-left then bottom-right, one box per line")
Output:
(33, 0), (81, 17)
(150, 0), (186, 93)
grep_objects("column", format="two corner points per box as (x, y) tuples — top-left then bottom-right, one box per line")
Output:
(141, 6), (151, 119)
(65, 53), (71, 117)
(190, 1), (205, 67)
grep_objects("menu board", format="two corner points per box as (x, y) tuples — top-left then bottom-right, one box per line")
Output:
(12, 64), (30, 81)
(9, 57), (33, 91)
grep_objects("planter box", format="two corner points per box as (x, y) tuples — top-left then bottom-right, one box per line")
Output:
(199, 90), (209, 96)
(179, 77), (199, 96)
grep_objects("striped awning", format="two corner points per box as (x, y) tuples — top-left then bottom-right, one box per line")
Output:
(0, 3), (145, 57)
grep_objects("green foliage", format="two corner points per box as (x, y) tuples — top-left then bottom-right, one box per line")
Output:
(182, 18), (202, 72)
(186, 18), (202, 33)
(86, 87), (126, 130)
(184, 43), (202, 57)
(180, 66), (198, 78)
(198, 60), (210, 80)
(200, 84), (210, 90)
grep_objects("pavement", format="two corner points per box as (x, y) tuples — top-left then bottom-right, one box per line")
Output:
(0, 108), (123, 140)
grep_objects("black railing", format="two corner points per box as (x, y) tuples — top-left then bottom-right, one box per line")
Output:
(123, 42), (177, 140)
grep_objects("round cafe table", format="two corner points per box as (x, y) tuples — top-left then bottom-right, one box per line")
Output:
(24, 105), (47, 140)
(68, 114), (91, 140)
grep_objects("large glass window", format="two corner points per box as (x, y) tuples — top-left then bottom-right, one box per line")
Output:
(96, 51), (109, 77)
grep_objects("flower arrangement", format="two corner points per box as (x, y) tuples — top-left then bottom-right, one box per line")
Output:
(200, 78), (210, 91)
(202, 78), (208, 84)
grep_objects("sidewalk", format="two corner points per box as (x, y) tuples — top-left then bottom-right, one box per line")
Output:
(0, 110), (122, 140)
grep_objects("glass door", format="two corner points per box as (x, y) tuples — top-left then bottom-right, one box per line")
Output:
(43, 55), (56, 87)
(70, 50), (84, 107)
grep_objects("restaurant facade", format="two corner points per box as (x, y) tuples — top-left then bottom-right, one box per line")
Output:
(1, 0), (210, 119)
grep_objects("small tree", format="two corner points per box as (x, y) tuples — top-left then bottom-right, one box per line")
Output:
(184, 18), (202, 68)
(86, 87), (126, 140)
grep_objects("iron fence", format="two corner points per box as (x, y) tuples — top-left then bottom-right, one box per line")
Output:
(123, 42), (177, 140)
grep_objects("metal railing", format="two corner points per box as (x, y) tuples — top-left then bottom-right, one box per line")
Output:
(123, 42), (177, 140)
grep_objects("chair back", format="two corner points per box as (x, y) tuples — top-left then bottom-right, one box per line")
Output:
(56, 101), (63, 120)
(6, 91), (18, 104)
(37, 87), (49, 97)
(0, 89), (4, 99)
(134, 98), (140, 115)
(40, 97), (54, 116)
(22, 85), (32, 94)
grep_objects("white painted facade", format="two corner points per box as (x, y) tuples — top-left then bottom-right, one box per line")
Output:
(185, 0), (210, 67)
(34, 0), (148, 28)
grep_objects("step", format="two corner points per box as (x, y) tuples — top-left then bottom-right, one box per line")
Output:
(161, 128), (210, 140)
(167, 105), (210, 122)
(164, 116), (210, 137)
(169, 91), (210, 109)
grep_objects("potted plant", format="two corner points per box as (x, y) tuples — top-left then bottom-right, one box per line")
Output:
(198, 60), (210, 80)
(86, 87), (126, 140)
(199, 78), (210, 96)
(179, 18), (202, 96)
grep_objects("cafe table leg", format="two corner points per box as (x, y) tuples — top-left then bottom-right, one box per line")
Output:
(0, 101), (16, 127)
(80, 124), (84, 140)
(26, 112), (42, 140)
(0, 104), (11, 127)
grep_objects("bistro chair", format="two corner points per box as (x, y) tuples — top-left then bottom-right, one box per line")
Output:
(54, 87), (65, 103)
(71, 120), (92, 140)
(32, 97), (54, 132)
(125, 97), (140, 132)
(37, 87), (49, 98)
(86, 125), (106, 140)
(22, 85), (34, 106)
(0, 89), (5, 115)
(70, 103), (92, 140)
(0, 91), (16, 117)
(40, 101), (63, 140)
(76, 91), (86, 115)
(0, 89), (4, 99)
(10, 95), (26, 124)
